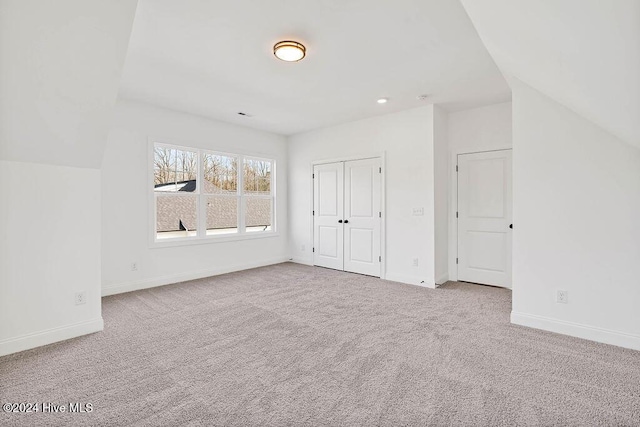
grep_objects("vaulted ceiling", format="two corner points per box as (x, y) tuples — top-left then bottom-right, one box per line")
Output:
(0, 0), (138, 168)
(4, 0), (635, 167)
(460, 0), (640, 148)
(118, 0), (511, 135)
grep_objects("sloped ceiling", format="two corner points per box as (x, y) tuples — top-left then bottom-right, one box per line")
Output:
(460, 0), (640, 148)
(118, 0), (511, 135)
(0, 0), (139, 168)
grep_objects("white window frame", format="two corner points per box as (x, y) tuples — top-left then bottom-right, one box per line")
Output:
(149, 141), (277, 248)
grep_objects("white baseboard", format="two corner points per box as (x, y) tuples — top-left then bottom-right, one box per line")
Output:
(511, 311), (640, 351)
(102, 256), (290, 296)
(384, 273), (436, 289)
(287, 261), (437, 289)
(0, 318), (104, 357)
(435, 273), (449, 285)
(290, 257), (313, 266)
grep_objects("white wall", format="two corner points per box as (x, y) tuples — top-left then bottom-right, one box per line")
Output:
(510, 80), (640, 350)
(448, 102), (512, 153)
(433, 106), (449, 284)
(101, 100), (290, 294)
(288, 106), (437, 287)
(446, 102), (512, 280)
(0, 0), (137, 356)
(0, 161), (103, 356)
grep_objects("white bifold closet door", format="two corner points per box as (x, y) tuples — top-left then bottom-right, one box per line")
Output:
(313, 158), (381, 277)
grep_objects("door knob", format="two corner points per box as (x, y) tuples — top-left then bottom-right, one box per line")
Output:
(509, 224), (513, 229)
(338, 220), (343, 223)
(344, 220), (349, 224)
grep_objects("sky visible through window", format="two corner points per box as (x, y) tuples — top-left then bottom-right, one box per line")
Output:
(154, 147), (197, 191)
(153, 145), (274, 239)
(154, 148), (271, 194)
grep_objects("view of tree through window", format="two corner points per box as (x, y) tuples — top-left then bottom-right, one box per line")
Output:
(244, 159), (271, 194)
(154, 147), (197, 192)
(204, 154), (237, 194)
(243, 158), (272, 233)
(152, 144), (274, 240)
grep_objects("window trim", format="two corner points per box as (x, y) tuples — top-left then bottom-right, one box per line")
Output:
(149, 140), (277, 248)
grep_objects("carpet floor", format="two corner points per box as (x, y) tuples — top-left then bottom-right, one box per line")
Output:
(1, 263), (639, 426)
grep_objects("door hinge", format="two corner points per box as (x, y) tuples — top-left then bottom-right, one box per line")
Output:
(456, 165), (458, 172)
(313, 247), (315, 253)
(312, 210), (315, 216)
(379, 255), (381, 262)
(379, 211), (382, 218)
(456, 211), (458, 218)
(456, 258), (458, 264)
(312, 173), (315, 179)
(379, 167), (382, 173)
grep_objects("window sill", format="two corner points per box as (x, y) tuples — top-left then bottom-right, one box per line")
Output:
(149, 231), (280, 249)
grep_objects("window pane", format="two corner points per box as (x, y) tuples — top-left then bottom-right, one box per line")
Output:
(206, 196), (238, 236)
(156, 195), (198, 239)
(245, 197), (272, 233)
(243, 159), (271, 195)
(154, 147), (197, 192)
(203, 154), (238, 194)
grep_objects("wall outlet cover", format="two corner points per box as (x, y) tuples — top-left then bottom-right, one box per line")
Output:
(75, 291), (87, 305)
(556, 290), (568, 304)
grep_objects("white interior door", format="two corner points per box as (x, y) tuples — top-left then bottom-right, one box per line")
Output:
(344, 158), (381, 277)
(457, 150), (512, 288)
(313, 162), (344, 270)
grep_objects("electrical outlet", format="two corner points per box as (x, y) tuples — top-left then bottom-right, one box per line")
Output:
(412, 207), (424, 216)
(131, 262), (138, 271)
(75, 291), (87, 305)
(412, 258), (419, 267)
(556, 290), (568, 304)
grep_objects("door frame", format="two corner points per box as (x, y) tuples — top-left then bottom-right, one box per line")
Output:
(309, 152), (386, 279)
(449, 147), (512, 282)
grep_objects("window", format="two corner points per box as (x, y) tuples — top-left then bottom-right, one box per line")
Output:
(243, 158), (273, 233)
(203, 153), (239, 236)
(152, 143), (275, 242)
(154, 146), (198, 240)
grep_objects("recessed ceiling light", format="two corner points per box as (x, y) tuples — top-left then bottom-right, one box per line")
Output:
(416, 94), (429, 101)
(273, 41), (306, 62)
(377, 98), (388, 104)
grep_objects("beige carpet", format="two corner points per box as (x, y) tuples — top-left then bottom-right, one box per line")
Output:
(1, 263), (639, 426)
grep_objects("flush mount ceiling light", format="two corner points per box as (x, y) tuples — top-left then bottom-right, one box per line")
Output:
(377, 98), (388, 104)
(273, 41), (306, 62)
